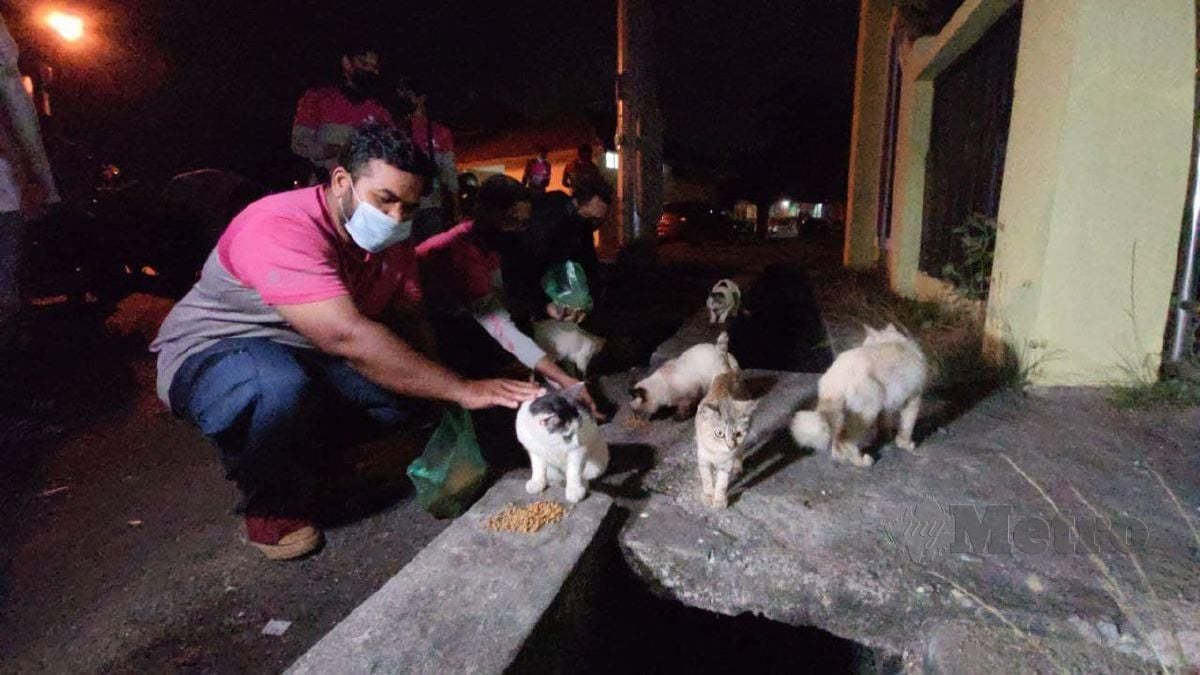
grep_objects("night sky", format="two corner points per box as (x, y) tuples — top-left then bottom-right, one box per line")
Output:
(6, 0), (858, 201)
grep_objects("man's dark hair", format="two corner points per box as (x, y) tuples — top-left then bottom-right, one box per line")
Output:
(476, 175), (532, 219)
(578, 143), (593, 157)
(571, 173), (613, 205)
(337, 124), (433, 183)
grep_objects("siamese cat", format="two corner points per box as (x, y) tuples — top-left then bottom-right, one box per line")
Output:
(630, 333), (739, 419)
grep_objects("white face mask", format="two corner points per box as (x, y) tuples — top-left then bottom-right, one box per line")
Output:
(340, 183), (413, 253)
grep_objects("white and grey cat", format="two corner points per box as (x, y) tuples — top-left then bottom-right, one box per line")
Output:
(630, 333), (739, 419)
(706, 279), (743, 325)
(533, 320), (606, 377)
(516, 383), (609, 503)
(790, 323), (927, 467)
(696, 370), (758, 508)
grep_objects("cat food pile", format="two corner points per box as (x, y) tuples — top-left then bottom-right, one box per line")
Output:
(621, 414), (650, 430)
(484, 500), (566, 534)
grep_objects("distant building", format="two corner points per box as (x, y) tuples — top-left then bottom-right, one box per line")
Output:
(455, 118), (615, 194)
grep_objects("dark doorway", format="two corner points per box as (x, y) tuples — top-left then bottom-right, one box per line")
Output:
(919, 6), (1022, 284)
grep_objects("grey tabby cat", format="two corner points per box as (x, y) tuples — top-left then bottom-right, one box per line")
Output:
(695, 371), (758, 508)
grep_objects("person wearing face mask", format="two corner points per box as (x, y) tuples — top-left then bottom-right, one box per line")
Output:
(291, 45), (394, 182)
(151, 127), (540, 560)
(417, 175), (602, 419)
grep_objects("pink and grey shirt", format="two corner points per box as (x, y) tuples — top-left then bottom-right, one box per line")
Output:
(151, 186), (422, 404)
(291, 86), (395, 172)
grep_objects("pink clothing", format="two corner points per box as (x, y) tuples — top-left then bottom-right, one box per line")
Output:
(416, 220), (498, 307)
(218, 185), (421, 313)
(293, 85), (394, 134)
(291, 86), (395, 171)
(152, 186), (421, 403)
(409, 114), (455, 155)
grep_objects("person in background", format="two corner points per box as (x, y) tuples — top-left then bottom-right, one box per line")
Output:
(562, 143), (600, 192)
(291, 45), (393, 182)
(505, 173), (612, 323)
(0, 13), (60, 350)
(417, 175), (601, 417)
(521, 147), (552, 194)
(152, 127), (538, 560)
(394, 78), (458, 243)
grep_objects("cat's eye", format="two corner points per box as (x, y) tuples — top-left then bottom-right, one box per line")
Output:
(714, 430), (725, 438)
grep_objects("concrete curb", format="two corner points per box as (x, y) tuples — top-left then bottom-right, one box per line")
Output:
(287, 478), (614, 675)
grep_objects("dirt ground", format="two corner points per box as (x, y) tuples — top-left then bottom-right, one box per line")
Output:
(0, 237), (835, 673)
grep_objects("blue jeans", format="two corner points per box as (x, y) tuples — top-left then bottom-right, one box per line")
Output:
(169, 338), (412, 515)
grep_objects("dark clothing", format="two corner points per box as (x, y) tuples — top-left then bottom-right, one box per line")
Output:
(504, 191), (602, 321)
(562, 158), (600, 191)
(169, 337), (412, 515)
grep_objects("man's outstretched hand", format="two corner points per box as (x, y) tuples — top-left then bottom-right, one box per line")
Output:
(456, 378), (542, 410)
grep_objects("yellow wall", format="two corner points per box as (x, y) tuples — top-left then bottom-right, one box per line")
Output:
(985, 0), (1194, 384)
(846, 0), (1195, 385)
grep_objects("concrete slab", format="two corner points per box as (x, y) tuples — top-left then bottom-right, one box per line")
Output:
(613, 379), (1200, 673)
(287, 478), (613, 675)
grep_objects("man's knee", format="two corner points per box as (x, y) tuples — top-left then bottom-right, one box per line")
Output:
(174, 339), (314, 438)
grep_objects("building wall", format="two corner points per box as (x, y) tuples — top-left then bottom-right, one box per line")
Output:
(845, 0), (1196, 385)
(985, 0), (1195, 384)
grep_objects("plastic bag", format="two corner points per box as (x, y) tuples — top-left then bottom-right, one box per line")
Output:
(406, 406), (488, 518)
(541, 260), (593, 312)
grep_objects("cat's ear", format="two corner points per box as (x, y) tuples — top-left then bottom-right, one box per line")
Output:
(863, 324), (879, 339)
(701, 401), (721, 417)
(884, 323), (897, 333)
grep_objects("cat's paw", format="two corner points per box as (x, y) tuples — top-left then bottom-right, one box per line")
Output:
(564, 484), (587, 503)
(831, 441), (857, 463)
(710, 493), (729, 508)
(525, 479), (547, 494)
(895, 437), (917, 451)
(851, 452), (875, 468)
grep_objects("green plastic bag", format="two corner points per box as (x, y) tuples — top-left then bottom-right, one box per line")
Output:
(406, 406), (488, 518)
(541, 260), (593, 312)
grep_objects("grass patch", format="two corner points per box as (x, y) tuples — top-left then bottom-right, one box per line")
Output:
(1108, 378), (1200, 410)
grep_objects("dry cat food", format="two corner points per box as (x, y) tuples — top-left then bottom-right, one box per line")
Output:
(484, 500), (566, 534)
(621, 414), (650, 430)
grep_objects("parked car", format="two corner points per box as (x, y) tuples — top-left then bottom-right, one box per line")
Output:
(656, 201), (733, 242)
(766, 216), (800, 239)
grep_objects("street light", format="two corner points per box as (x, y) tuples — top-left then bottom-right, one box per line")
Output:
(45, 10), (84, 43)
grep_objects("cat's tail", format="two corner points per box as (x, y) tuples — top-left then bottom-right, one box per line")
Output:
(790, 410), (831, 450)
(715, 331), (740, 373)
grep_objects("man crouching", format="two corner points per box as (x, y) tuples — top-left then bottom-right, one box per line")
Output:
(151, 126), (538, 560)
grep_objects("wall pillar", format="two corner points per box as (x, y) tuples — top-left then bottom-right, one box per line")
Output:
(844, 0), (894, 269)
(984, 0), (1195, 384)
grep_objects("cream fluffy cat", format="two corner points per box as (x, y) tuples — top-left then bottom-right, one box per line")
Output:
(695, 370), (757, 508)
(790, 324), (927, 467)
(533, 320), (606, 377)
